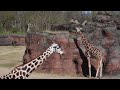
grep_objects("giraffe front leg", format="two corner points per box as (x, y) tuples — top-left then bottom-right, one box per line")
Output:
(87, 57), (91, 78)
(95, 61), (100, 79)
(85, 51), (91, 78)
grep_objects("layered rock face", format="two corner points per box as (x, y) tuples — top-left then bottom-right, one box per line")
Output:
(23, 11), (120, 76)
(0, 34), (25, 46)
(23, 32), (81, 75)
(82, 11), (120, 74)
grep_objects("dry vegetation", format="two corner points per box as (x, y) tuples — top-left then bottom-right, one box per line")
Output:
(0, 46), (120, 79)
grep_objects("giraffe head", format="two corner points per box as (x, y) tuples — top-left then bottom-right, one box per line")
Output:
(51, 43), (64, 55)
(75, 27), (83, 32)
(75, 20), (87, 32)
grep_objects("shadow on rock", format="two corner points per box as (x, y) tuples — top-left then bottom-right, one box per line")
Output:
(73, 38), (96, 77)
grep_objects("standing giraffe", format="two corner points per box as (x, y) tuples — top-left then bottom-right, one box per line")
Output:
(70, 20), (103, 78)
(0, 43), (64, 79)
(26, 23), (33, 33)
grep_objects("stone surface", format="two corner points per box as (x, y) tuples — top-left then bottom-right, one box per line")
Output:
(23, 32), (107, 76)
(22, 11), (120, 76)
(23, 32), (79, 75)
(0, 34), (25, 46)
(105, 58), (120, 74)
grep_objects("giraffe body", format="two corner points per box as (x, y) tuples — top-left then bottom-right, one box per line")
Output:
(70, 25), (103, 78)
(0, 43), (64, 79)
(77, 27), (103, 78)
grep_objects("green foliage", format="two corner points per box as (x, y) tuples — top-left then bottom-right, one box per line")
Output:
(11, 27), (18, 33)
(0, 26), (26, 35)
(0, 25), (4, 33)
(0, 11), (118, 33)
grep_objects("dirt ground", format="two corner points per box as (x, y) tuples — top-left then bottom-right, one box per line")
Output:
(0, 46), (120, 79)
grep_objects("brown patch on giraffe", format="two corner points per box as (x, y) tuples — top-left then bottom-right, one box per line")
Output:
(37, 65), (40, 68)
(46, 53), (50, 57)
(33, 60), (36, 63)
(22, 66), (27, 70)
(20, 71), (22, 75)
(37, 57), (40, 60)
(29, 70), (32, 73)
(26, 74), (29, 77)
(31, 65), (34, 67)
(41, 55), (44, 58)
(12, 69), (17, 73)
(40, 60), (43, 64)
(46, 51), (49, 54)
(32, 68), (35, 72)
(13, 75), (15, 79)
(27, 68), (31, 72)
(20, 76), (23, 79)
(28, 63), (32, 66)
(6, 77), (9, 79)
(16, 72), (19, 76)
(43, 52), (46, 56)
(9, 75), (12, 78)
(35, 61), (38, 65)
(23, 72), (26, 76)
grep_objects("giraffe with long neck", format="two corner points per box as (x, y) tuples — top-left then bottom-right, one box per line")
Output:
(70, 20), (103, 78)
(0, 43), (64, 79)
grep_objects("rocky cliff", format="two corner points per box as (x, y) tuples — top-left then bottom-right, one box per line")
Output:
(0, 34), (25, 46)
(23, 11), (120, 76)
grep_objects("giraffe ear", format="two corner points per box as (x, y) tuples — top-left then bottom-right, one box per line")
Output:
(74, 20), (80, 24)
(70, 19), (75, 23)
(76, 27), (81, 32)
(82, 20), (87, 26)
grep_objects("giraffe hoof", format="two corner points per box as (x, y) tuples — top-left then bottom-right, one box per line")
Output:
(88, 76), (92, 78)
(99, 77), (102, 79)
(95, 76), (98, 79)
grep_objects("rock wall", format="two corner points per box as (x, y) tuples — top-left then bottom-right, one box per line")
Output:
(23, 11), (120, 76)
(0, 34), (25, 46)
(23, 32), (79, 75)
(81, 11), (120, 74)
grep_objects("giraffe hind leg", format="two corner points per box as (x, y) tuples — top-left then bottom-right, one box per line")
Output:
(99, 59), (103, 79)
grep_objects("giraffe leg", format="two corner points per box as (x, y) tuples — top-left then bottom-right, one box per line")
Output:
(100, 59), (103, 78)
(87, 57), (91, 78)
(95, 61), (100, 78)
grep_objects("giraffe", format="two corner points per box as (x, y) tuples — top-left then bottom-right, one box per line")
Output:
(0, 43), (64, 79)
(70, 20), (103, 79)
(26, 23), (33, 33)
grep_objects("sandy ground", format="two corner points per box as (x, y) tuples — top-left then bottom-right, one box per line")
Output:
(0, 46), (120, 79)
(0, 67), (88, 79)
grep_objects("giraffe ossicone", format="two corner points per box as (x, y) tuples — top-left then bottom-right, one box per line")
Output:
(0, 43), (64, 79)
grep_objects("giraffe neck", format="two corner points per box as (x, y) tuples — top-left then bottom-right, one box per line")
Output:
(23, 45), (54, 75)
(78, 31), (92, 50)
(0, 44), (54, 79)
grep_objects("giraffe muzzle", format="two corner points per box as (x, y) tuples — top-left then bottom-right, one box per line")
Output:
(59, 51), (64, 55)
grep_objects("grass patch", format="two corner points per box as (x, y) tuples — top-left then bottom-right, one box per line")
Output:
(0, 31), (26, 35)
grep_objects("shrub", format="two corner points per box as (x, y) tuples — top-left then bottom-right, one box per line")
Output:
(0, 25), (4, 33)
(11, 27), (18, 33)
